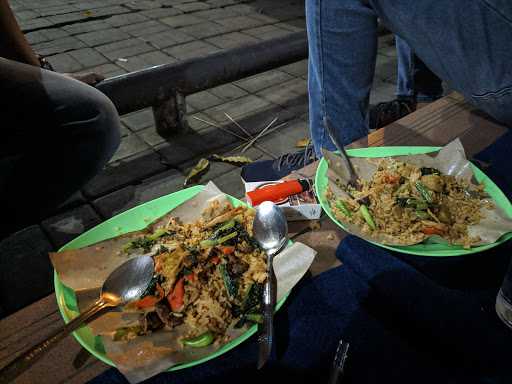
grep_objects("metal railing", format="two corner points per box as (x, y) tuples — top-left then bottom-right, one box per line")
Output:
(96, 31), (308, 138)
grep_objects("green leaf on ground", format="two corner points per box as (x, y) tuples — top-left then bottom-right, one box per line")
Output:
(209, 154), (253, 166)
(184, 158), (210, 186)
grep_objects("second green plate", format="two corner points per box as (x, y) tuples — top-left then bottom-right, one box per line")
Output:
(315, 146), (512, 257)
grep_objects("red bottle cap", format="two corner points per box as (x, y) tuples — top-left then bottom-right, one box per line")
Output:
(246, 179), (309, 206)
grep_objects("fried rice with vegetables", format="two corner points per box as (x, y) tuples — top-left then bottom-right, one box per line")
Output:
(112, 200), (267, 348)
(326, 159), (493, 248)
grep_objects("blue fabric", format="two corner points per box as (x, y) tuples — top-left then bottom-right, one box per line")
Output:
(306, 0), (375, 156)
(395, 35), (415, 99)
(340, 237), (512, 383)
(472, 130), (512, 200)
(307, 0), (512, 156)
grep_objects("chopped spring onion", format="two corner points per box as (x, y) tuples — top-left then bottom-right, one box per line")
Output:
(246, 313), (263, 324)
(335, 200), (352, 217)
(359, 205), (376, 230)
(415, 181), (433, 204)
(182, 331), (214, 347)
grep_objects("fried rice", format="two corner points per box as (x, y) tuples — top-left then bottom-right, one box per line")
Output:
(113, 200), (267, 347)
(326, 158), (493, 248)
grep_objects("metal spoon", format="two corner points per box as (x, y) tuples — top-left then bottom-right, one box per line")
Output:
(253, 201), (288, 369)
(0, 255), (154, 383)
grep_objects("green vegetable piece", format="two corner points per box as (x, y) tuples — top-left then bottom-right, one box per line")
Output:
(113, 326), (143, 341)
(113, 328), (128, 341)
(396, 197), (429, 210)
(199, 231), (237, 248)
(182, 331), (214, 348)
(335, 200), (352, 217)
(359, 205), (376, 230)
(230, 221), (260, 250)
(241, 283), (263, 313)
(216, 220), (235, 234)
(415, 201), (428, 210)
(420, 167), (441, 176)
(219, 263), (238, 299)
(234, 312), (263, 328)
(217, 231), (238, 245)
(234, 283), (264, 328)
(415, 181), (433, 203)
(200, 222), (237, 248)
(147, 228), (168, 241)
(140, 274), (164, 298)
(246, 313), (263, 324)
(123, 236), (155, 253)
(415, 210), (430, 219)
(200, 239), (217, 248)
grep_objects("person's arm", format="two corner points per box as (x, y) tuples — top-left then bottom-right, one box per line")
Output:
(0, 0), (39, 66)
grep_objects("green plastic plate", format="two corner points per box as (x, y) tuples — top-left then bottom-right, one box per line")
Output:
(315, 146), (512, 256)
(54, 185), (288, 370)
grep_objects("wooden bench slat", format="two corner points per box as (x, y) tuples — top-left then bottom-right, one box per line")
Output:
(350, 93), (508, 156)
(0, 295), (108, 384)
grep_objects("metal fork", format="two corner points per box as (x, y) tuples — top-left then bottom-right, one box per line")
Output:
(327, 339), (349, 384)
(323, 117), (360, 189)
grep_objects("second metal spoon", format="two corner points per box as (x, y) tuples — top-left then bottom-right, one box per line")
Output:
(253, 201), (288, 369)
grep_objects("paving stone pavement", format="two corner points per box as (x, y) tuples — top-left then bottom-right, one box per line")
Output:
(3, 0), (400, 316)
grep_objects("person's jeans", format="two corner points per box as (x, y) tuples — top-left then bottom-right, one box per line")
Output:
(307, 0), (512, 156)
(395, 36), (443, 102)
(0, 58), (120, 238)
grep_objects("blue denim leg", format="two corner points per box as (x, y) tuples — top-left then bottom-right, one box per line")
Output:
(396, 36), (444, 102)
(309, 0), (512, 153)
(306, 0), (377, 157)
(371, 0), (512, 126)
(395, 35), (415, 98)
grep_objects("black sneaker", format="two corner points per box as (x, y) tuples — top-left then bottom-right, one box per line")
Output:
(368, 96), (416, 130)
(241, 145), (317, 181)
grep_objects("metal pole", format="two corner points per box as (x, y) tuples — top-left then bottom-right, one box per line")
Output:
(152, 91), (189, 137)
(96, 32), (308, 116)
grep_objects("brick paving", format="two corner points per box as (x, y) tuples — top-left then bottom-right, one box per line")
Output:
(1, 0), (400, 317)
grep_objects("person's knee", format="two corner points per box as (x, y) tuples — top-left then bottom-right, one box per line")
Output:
(87, 89), (121, 162)
(62, 82), (121, 163)
(471, 90), (512, 128)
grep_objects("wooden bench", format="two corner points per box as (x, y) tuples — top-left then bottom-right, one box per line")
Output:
(0, 93), (508, 384)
